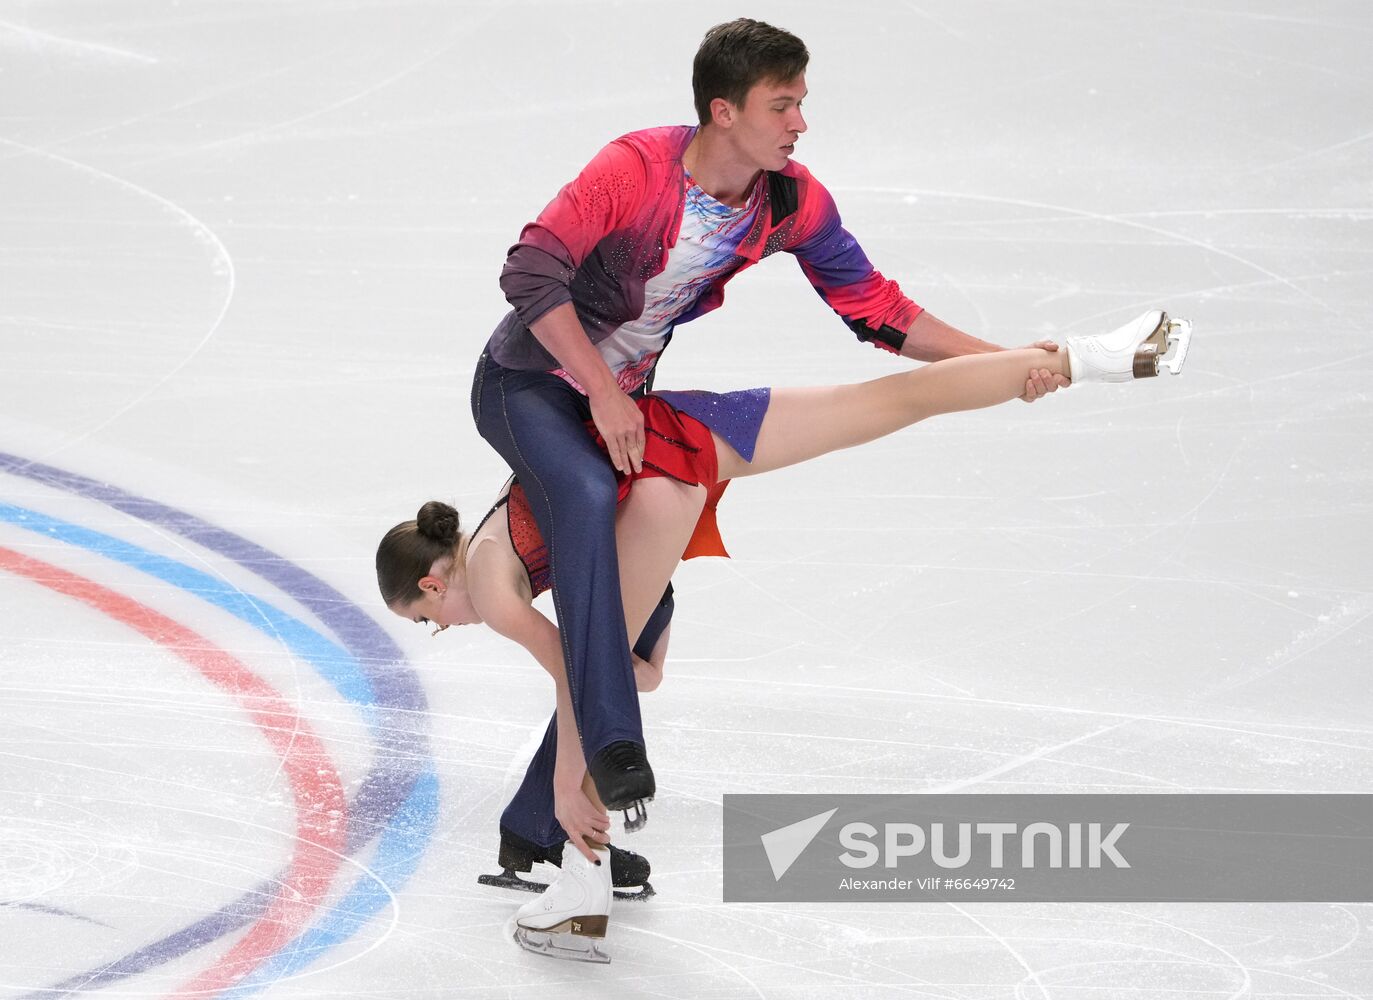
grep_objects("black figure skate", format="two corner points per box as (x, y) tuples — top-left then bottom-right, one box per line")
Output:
(478, 827), (654, 900)
(588, 740), (655, 832)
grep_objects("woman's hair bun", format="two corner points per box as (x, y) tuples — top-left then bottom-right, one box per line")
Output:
(415, 500), (460, 545)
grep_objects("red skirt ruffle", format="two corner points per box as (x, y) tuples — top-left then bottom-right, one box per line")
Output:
(586, 396), (732, 559)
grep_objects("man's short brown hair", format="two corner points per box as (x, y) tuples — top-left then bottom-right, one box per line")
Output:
(692, 19), (809, 126)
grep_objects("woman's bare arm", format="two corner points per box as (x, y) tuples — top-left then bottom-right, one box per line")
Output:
(469, 548), (612, 860)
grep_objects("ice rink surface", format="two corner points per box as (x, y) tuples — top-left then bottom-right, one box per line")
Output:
(2, 0), (1370, 996)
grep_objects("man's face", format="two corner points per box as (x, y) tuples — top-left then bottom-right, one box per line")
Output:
(728, 73), (808, 171)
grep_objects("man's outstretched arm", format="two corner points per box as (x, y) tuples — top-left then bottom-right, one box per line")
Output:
(898, 311), (1070, 401)
(898, 310), (1000, 362)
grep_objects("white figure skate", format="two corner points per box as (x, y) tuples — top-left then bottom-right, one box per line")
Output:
(1065, 310), (1193, 383)
(512, 843), (612, 964)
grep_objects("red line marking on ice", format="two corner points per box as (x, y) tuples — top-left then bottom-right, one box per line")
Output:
(0, 547), (349, 993)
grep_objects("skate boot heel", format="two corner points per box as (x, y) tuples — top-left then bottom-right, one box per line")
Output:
(589, 740), (655, 833)
(1131, 312), (1193, 378)
(1131, 313), (1169, 378)
(546, 914), (608, 937)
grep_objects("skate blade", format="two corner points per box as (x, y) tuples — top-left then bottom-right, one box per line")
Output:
(1160, 317), (1192, 375)
(621, 799), (650, 833)
(619, 880), (655, 902)
(1133, 312), (1193, 378)
(478, 870), (546, 894)
(480, 870), (654, 901)
(514, 924), (611, 964)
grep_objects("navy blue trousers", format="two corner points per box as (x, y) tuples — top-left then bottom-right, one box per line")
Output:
(472, 352), (653, 842)
(500, 586), (674, 848)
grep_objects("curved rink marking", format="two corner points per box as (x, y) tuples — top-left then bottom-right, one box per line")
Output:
(0, 452), (439, 995)
(0, 545), (349, 993)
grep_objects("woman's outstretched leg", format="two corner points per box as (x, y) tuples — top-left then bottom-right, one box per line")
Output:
(720, 347), (1069, 481)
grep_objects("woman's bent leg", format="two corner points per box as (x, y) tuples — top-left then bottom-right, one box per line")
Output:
(497, 575), (677, 847)
(717, 348), (1069, 481)
(615, 478), (707, 643)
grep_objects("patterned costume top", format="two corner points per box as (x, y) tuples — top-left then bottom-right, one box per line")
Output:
(486, 126), (923, 386)
(479, 388), (770, 599)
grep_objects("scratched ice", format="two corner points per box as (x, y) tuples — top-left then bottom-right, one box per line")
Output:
(1, 2), (1369, 998)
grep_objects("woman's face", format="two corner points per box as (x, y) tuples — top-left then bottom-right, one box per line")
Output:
(392, 564), (482, 632)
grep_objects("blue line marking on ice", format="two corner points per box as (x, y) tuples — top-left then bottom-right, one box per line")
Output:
(0, 500), (443, 983)
(224, 767), (442, 997)
(0, 502), (378, 725)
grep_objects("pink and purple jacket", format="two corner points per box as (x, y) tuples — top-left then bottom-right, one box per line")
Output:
(486, 125), (922, 375)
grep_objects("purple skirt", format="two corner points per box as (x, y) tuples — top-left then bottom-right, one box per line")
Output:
(651, 387), (771, 463)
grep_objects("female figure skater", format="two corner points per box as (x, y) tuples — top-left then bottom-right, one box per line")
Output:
(376, 310), (1191, 962)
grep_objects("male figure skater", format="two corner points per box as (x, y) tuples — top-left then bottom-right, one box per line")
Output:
(471, 18), (1067, 949)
